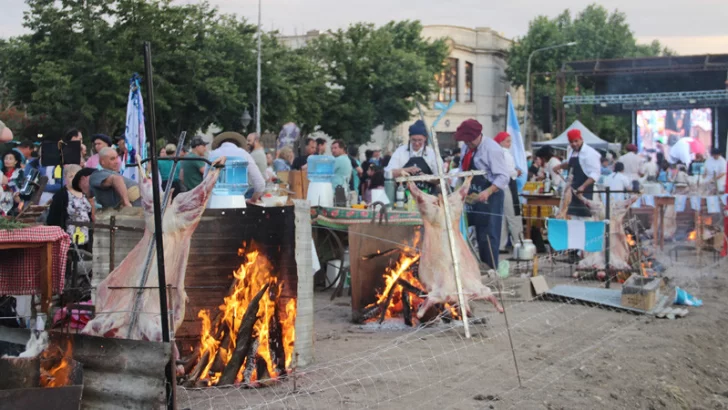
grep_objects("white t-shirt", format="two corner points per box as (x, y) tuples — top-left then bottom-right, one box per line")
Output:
(705, 156), (727, 192)
(618, 152), (643, 180)
(606, 172), (632, 202)
(545, 157), (563, 184)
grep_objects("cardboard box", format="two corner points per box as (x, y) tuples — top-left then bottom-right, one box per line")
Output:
(621, 275), (661, 311)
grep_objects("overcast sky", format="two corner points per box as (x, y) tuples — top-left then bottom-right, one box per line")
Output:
(1, 0), (726, 54)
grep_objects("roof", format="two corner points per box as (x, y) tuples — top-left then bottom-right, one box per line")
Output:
(532, 120), (621, 152)
(563, 54), (728, 76)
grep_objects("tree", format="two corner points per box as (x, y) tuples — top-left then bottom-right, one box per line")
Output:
(307, 21), (448, 145)
(506, 4), (674, 143)
(0, 0), (329, 141)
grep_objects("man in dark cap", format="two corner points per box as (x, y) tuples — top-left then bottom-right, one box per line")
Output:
(385, 119), (439, 179)
(455, 119), (509, 269)
(86, 134), (113, 169)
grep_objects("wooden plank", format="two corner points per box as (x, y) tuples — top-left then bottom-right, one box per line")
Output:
(349, 224), (421, 313)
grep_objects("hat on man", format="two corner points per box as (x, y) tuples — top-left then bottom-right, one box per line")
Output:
(90, 134), (112, 147)
(494, 132), (510, 145)
(211, 131), (246, 150)
(408, 120), (428, 137)
(626, 144), (638, 152)
(453, 119), (483, 143)
(189, 136), (207, 149)
(567, 129), (582, 142)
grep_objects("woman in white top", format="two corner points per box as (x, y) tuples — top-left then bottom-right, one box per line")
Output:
(494, 132), (524, 251)
(605, 162), (632, 202)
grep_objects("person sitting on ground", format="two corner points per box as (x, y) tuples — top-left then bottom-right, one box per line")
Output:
(47, 164), (93, 249)
(73, 148), (141, 208)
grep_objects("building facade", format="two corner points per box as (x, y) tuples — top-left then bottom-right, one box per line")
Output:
(280, 25), (523, 157)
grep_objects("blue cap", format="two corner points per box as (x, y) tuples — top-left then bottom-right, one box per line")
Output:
(408, 120), (427, 137)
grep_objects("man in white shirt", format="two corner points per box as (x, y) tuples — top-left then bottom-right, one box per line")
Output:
(209, 131), (265, 200)
(705, 148), (727, 194)
(558, 129), (601, 218)
(618, 144), (643, 182)
(493, 131), (524, 251)
(640, 156), (659, 181)
(385, 120), (439, 178)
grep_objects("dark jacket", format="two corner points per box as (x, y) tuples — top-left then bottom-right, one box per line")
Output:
(46, 187), (71, 231)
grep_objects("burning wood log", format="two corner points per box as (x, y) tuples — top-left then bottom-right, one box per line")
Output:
(268, 305), (287, 376)
(242, 339), (259, 385)
(378, 280), (398, 324)
(396, 278), (426, 298)
(402, 290), (412, 327)
(218, 283), (269, 386)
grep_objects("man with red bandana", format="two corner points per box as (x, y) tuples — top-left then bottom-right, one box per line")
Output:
(558, 129), (602, 218)
(455, 119), (509, 269)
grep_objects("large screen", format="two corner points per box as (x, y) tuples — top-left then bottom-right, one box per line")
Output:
(636, 108), (713, 161)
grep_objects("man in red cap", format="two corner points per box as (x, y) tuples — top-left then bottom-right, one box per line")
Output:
(455, 119), (509, 269)
(618, 142), (644, 183)
(558, 128), (601, 218)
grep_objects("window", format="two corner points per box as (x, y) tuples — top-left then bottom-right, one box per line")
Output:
(436, 58), (459, 102)
(465, 62), (473, 102)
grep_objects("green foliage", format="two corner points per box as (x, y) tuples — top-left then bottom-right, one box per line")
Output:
(0, 0), (330, 141)
(506, 4), (675, 142)
(307, 21), (448, 145)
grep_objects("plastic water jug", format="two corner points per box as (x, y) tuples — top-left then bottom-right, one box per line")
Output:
(307, 155), (335, 183)
(212, 156), (249, 196)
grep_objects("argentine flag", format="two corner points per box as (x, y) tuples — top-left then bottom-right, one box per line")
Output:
(124, 74), (146, 181)
(547, 219), (606, 252)
(507, 93), (528, 193)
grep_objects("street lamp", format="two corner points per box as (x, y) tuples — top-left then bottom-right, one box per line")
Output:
(241, 108), (252, 130)
(523, 41), (577, 146)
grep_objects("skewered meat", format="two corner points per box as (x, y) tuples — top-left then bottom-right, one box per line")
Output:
(82, 159), (223, 341)
(578, 195), (639, 269)
(407, 177), (503, 317)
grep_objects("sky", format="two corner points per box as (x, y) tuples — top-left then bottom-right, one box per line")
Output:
(1, 0), (727, 54)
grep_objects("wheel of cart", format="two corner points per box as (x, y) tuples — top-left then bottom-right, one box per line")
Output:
(312, 226), (347, 297)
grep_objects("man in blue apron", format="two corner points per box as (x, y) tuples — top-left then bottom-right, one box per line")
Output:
(455, 119), (510, 269)
(558, 129), (601, 218)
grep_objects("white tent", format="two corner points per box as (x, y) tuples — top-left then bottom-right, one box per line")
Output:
(532, 120), (621, 153)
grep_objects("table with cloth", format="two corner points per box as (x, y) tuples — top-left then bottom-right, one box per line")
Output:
(0, 225), (70, 317)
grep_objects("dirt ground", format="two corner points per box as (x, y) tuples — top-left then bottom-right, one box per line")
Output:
(179, 249), (728, 410)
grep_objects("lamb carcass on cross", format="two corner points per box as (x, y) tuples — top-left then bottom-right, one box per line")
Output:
(82, 158), (224, 342)
(407, 177), (503, 317)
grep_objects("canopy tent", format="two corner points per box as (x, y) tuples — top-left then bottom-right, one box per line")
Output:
(532, 120), (621, 153)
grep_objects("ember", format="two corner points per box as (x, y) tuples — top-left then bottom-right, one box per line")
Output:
(188, 243), (296, 387)
(39, 338), (73, 388)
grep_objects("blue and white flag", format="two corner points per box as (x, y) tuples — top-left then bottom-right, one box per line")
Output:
(506, 93), (528, 192)
(547, 219), (606, 252)
(125, 74), (146, 171)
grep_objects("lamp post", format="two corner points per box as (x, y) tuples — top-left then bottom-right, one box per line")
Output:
(523, 41), (577, 146)
(241, 108), (252, 131)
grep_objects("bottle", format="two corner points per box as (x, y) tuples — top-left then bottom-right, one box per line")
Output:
(395, 184), (405, 209)
(544, 171), (551, 194)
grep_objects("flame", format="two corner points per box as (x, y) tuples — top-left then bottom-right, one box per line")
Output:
(626, 234), (636, 247)
(195, 243), (296, 385)
(688, 230), (697, 241)
(40, 339), (73, 388)
(364, 231), (459, 322)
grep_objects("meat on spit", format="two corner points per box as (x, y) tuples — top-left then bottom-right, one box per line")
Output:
(82, 158), (224, 341)
(407, 176), (503, 317)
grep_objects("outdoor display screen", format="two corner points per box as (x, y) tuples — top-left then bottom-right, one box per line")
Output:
(636, 108), (713, 159)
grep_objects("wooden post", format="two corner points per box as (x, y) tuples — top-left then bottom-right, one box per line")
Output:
(39, 242), (53, 317)
(109, 216), (116, 272)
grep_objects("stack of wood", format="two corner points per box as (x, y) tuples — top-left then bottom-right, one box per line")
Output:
(183, 279), (289, 388)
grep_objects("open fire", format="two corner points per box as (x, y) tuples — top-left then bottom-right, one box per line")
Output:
(360, 232), (460, 326)
(186, 242), (296, 387)
(39, 338), (73, 388)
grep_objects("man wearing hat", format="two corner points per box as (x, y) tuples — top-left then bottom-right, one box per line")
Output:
(86, 134), (113, 169)
(493, 131), (524, 252)
(455, 119), (509, 269)
(618, 143), (644, 183)
(385, 120), (439, 179)
(209, 132), (265, 200)
(558, 129), (601, 218)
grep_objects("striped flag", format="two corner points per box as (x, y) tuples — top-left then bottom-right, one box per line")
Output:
(547, 219), (606, 252)
(507, 93), (528, 192)
(124, 74), (146, 180)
